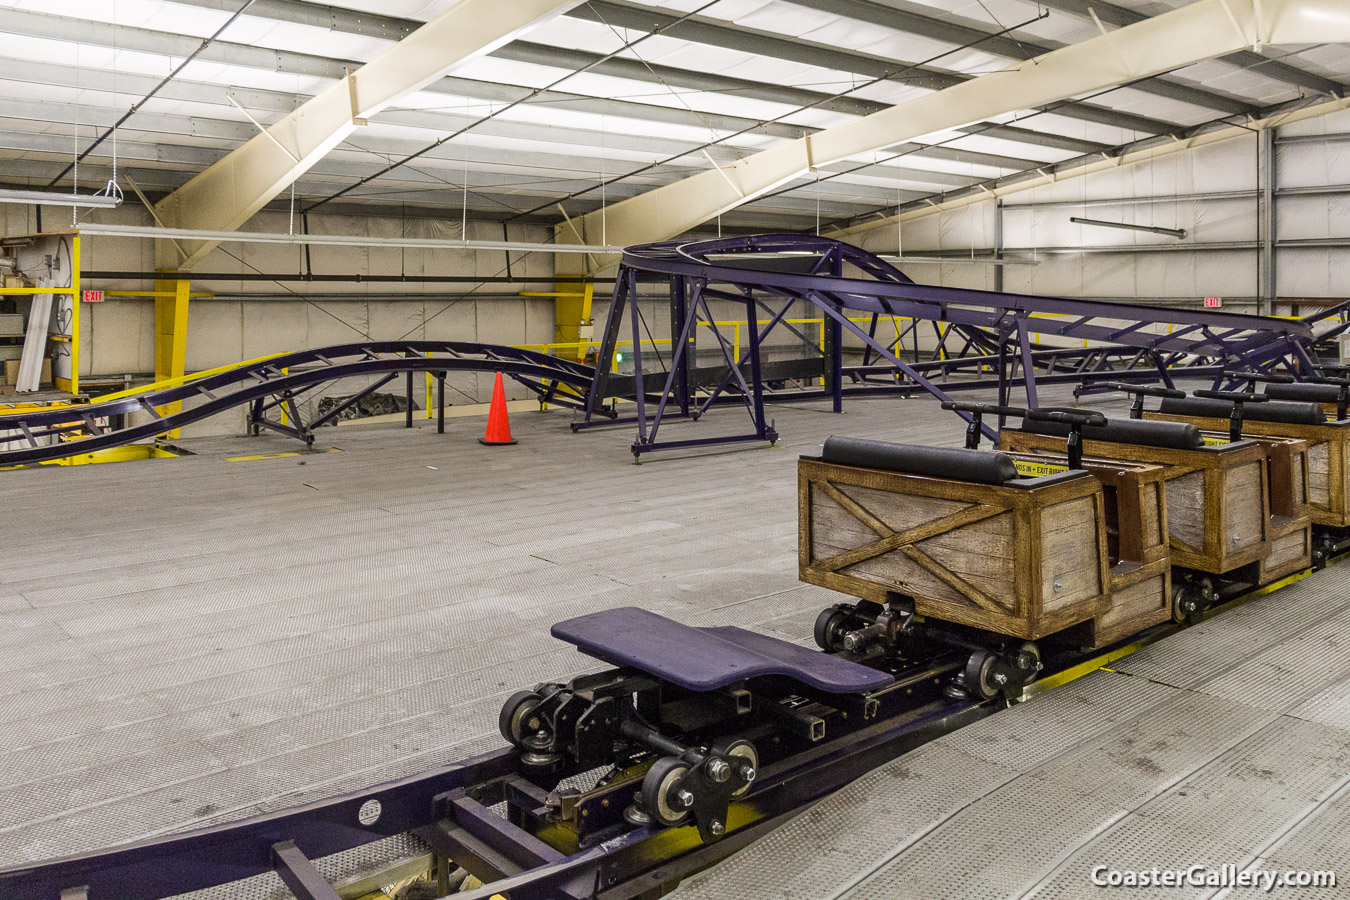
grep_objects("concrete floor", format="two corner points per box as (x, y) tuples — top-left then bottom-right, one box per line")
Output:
(4, 386), (1348, 900)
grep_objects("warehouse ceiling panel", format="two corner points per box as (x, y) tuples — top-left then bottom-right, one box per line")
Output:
(0, 0), (1343, 235)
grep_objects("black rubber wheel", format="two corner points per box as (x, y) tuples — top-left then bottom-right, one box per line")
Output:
(499, 690), (544, 747)
(814, 607), (851, 651)
(1171, 583), (1203, 627)
(641, 756), (693, 827)
(964, 650), (1001, 700)
(709, 738), (759, 797)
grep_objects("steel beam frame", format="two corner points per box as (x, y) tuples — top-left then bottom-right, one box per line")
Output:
(0, 341), (595, 466)
(582, 235), (1312, 454)
(0, 683), (991, 900)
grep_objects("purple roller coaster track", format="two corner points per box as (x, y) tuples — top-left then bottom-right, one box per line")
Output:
(577, 235), (1317, 459)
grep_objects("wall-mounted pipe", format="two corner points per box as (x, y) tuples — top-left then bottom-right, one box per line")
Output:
(1068, 217), (1187, 239)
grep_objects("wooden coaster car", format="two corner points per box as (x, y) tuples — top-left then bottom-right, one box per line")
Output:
(799, 438), (1111, 642)
(1061, 455), (1174, 646)
(1147, 396), (1349, 531)
(1001, 417), (1270, 576)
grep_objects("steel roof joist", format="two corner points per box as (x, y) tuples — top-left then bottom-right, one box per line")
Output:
(1033, 0), (1347, 98)
(784, 0), (1259, 115)
(154, 0), (1185, 134)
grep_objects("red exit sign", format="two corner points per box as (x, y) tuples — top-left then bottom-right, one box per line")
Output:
(1204, 296), (1222, 308)
(83, 290), (104, 303)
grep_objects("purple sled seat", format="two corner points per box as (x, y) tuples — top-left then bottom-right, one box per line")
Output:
(551, 606), (893, 694)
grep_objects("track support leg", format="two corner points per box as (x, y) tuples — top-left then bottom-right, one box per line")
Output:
(437, 372), (446, 434)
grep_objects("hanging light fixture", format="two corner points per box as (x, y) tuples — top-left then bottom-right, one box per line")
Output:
(0, 189), (122, 209)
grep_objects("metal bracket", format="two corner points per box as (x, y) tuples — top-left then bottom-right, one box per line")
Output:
(346, 74), (369, 127)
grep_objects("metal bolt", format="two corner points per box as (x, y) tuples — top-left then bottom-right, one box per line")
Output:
(1052, 579), (1062, 591)
(676, 789), (695, 809)
(710, 820), (725, 836)
(993, 672), (1008, 685)
(740, 765), (757, 784)
(706, 758), (732, 783)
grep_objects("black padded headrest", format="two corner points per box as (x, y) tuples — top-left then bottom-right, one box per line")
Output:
(1159, 396), (1325, 425)
(1021, 415), (1203, 450)
(821, 436), (1018, 485)
(1263, 382), (1341, 406)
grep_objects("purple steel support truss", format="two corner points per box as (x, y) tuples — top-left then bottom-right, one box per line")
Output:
(582, 234), (1313, 456)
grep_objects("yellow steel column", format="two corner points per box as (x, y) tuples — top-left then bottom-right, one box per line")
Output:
(553, 281), (594, 362)
(154, 274), (190, 436)
(70, 233), (80, 395)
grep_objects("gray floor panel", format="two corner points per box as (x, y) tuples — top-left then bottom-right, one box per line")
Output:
(1287, 675), (1350, 735)
(939, 669), (1181, 771)
(1025, 717), (1350, 899)
(671, 741), (1023, 900)
(7, 387), (1350, 895)
(1194, 604), (1350, 712)
(837, 692), (1274, 900)
(1110, 573), (1350, 688)
(1257, 779), (1350, 899)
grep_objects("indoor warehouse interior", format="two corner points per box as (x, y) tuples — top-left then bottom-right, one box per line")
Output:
(2, 1), (1350, 898)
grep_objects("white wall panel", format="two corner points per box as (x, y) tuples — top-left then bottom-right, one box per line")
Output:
(184, 300), (244, 371)
(1277, 247), (1335, 297)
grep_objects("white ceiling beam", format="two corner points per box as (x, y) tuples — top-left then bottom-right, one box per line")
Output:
(153, 0), (584, 269)
(558, 0), (1350, 270)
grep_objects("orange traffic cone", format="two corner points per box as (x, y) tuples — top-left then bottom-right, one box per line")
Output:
(479, 372), (518, 445)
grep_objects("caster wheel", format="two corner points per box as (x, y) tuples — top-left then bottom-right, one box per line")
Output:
(1013, 642), (1041, 686)
(1314, 534), (1335, 568)
(641, 756), (693, 827)
(814, 607), (852, 651)
(964, 650), (1001, 701)
(709, 738), (758, 797)
(499, 690), (544, 747)
(1171, 583), (1203, 627)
